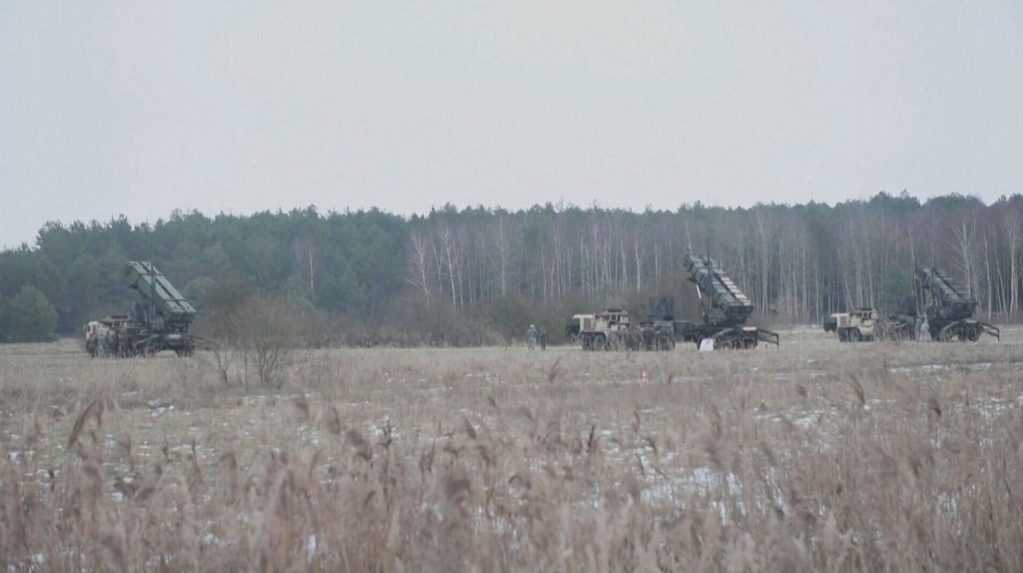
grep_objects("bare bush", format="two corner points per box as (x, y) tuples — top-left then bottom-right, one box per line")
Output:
(203, 295), (305, 388)
(239, 296), (304, 388)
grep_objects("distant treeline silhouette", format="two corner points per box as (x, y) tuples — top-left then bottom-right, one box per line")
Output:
(1, 191), (1021, 344)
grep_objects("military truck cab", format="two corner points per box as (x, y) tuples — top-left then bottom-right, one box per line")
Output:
(822, 315), (838, 333)
(833, 308), (878, 342)
(578, 309), (638, 351)
(565, 316), (583, 343)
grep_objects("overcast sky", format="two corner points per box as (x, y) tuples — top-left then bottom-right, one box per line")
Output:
(2, 1), (1021, 247)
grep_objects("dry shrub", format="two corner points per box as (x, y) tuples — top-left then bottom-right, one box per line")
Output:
(205, 295), (306, 388)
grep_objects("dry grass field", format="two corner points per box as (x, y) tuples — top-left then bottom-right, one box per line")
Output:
(2, 327), (1022, 571)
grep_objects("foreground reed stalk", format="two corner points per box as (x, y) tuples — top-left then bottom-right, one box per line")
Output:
(1, 328), (1021, 571)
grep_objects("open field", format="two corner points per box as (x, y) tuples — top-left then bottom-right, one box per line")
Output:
(2, 327), (1022, 571)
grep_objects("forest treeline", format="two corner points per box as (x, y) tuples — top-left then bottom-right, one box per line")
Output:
(1, 191), (1022, 345)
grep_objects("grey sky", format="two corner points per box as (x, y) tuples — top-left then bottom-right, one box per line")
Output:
(2, 1), (1021, 247)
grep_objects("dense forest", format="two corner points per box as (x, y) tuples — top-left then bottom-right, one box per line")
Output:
(1, 191), (1022, 345)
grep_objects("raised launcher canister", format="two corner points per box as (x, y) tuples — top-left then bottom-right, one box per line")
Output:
(914, 266), (999, 342)
(114, 261), (198, 356)
(676, 254), (780, 349)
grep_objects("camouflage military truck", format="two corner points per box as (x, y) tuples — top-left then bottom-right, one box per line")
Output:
(84, 261), (198, 357)
(831, 308), (878, 342)
(828, 308), (916, 342)
(577, 309), (641, 351)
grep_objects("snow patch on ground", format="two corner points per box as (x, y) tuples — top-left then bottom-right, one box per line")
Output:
(889, 361), (993, 375)
(976, 397), (1014, 420)
(642, 466), (743, 504)
(306, 535), (318, 563)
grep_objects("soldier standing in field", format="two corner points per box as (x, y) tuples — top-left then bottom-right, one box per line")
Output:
(527, 324), (538, 350)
